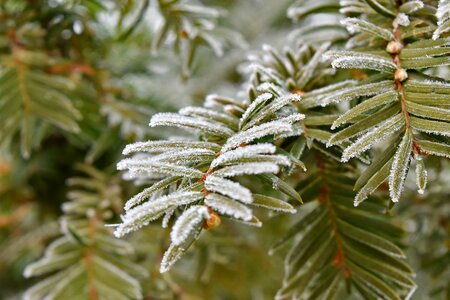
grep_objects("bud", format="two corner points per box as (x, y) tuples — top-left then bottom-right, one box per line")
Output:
(386, 41), (403, 54)
(395, 68), (408, 82)
(204, 210), (221, 229)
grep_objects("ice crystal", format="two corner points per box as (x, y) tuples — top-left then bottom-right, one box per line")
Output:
(212, 162), (280, 178)
(342, 114), (404, 162)
(394, 13), (410, 27)
(117, 159), (204, 178)
(170, 205), (209, 246)
(239, 93), (273, 127)
(211, 143), (276, 168)
(341, 18), (394, 41)
(223, 123), (292, 151)
(179, 106), (238, 126)
(114, 191), (204, 237)
(150, 113), (235, 137)
(389, 131), (413, 202)
(204, 176), (253, 203)
(205, 193), (253, 221)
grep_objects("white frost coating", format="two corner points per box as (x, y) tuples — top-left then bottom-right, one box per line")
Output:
(222, 121), (293, 152)
(179, 106), (237, 124)
(297, 42), (331, 87)
(114, 191), (204, 237)
(117, 159), (204, 178)
(204, 94), (238, 108)
(342, 114), (404, 162)
(211, 143), (276, 168)
(162, 208), (175, 228)
(434, 1), (450, 39)
(212, 162), (280, 178)
(415, 155), (427, 194)
(256, 82), (285, 96)
(160, 244), (183, 273)
(317, 81), (394, 107)
(148, 149), (216, 164)
(394, 13), (410, 27)
(205, 194), (253, 221)
(242, 94), (302, 129)
(248, 63), (285, 87)
(341, 18), (394, 40)
(400, 1), (424, 14)
(437, 0), (450, 20)
(239, 93), (273, 126)
(170, 206), (209, 246)
(329, 55), (396, 73)
(277, 113), (305, 124)
(414, 79), (450, 89)
(331, 91), (399, 129)
(205, 176), (253, 203)
(389, 132), (413, 202)
(149, 113), (234, 137)
(306, 80), (358, 96)
(122, 140), (219, 155)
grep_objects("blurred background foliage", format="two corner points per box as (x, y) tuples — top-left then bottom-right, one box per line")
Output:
(0, 0), (449, 299)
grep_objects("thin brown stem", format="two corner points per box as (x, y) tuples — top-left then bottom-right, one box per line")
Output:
(316, 154), (351, 278)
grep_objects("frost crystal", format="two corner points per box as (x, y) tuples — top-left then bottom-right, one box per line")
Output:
(170, 205), (209, 246)
(342, 114), (404, 162)
(149, 149), (216, 165)
(415, 155), (427, 194)
(204, 94), (241, 108)
(340, 18), (394, 40)
(162, 208), (175, 228)
(205, 193), (253, 221)
(212, 162), (280, 178)
(239, 93), (273, 127)
(327, 53), (396, 73)
(256, 82), (285, 96)
(331, 91), (400, 129)
(389, 131), (413, 203)
(160, 244), (184, 273)
(150, 112), (235, 137)
(306, 80), (358, 96)
(315, 81), (394, 108)
(117, 159), (204, 178)
(248, 64), (285, 87)
(211, 143), (276, 168)
(433, 0), (450, 39)
(114, 191), (204, 237)
(205, 176), (253, 203)
(394, 13), (410, 27)
(223, 120), (293, 152)
(179, 106), (238, 125)
(241, 94), (301, 129)
(277, 113), (305, 124)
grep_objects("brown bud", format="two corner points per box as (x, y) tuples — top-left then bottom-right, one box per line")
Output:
(292, 90), (305, 96)
(386, 41), (403, 54)
(180, 30), (189, 38)
(203, 210), (221, 229)
(395, 68), (408, 82)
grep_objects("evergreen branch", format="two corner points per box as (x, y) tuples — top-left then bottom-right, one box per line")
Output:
(275, 160), (415, 300)
(23, 165), (147, 300)
(114, 77), (302, 272)
(322, 0), (450, 204)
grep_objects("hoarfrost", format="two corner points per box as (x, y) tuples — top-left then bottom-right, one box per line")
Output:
(205, 193), (253, 221)
(204, 176), (253, 203)
(170, 205), (209, 246)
